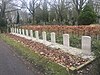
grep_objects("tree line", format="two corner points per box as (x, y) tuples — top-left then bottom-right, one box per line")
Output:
(0, 0), (100, 31)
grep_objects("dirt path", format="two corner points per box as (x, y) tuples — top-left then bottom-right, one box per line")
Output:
(0, 40), (42, 75)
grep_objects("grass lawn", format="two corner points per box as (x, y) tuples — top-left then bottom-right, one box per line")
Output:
(0, 34), (70, 75)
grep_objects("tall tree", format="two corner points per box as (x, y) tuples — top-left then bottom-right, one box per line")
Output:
(0, 0), (21, 32)
(78, 4), (97, 25)
(35, 4), (42, 24)
(72, 0), (88, 15)
(42, 0), (48, 24)
(72, 0), (88, 24)
(86, 0), (100, 23)
(19, 0), (41, 24)
(48, 0), (71, 24)
(16, 11), (20, 24)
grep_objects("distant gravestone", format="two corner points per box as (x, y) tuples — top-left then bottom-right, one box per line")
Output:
(30, 30), (33, 38)
(13, 28), (14, 33)
(22, 29), (25, 35)
(82, 36), (91, 53)
(63, 34), (70, 47)
(10, 28), (13, 33)
(19, 29), (21, 34)
(42, 31), (46, 43)
(17, 28), (19, 34)
(51, 32), (56, 44)
(26, 29), (29, 37)
(14, 28), (16, 33)
(35, 31), (39, 40)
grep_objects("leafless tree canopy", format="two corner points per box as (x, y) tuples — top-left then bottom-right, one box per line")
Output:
(0, 0), (100, 25)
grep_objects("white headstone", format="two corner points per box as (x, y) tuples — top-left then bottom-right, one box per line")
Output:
(63, 34), (70, 47)
(42, 31), (46, 42)
(26, 29), (29, 37)
(30, 30), (33, 38)
(13, 28), (15, 33)
(15, 28), (17, 34)
(35, 31), (39, 40)
(22, 29), (25, 35)
(10, 28), (13, 33)
(17, 28), (19, 34)
(82, 36), (91, 52)
(51, 32), (56, 43)
(14, 28), (16, 33)
(19, 29), (21, 34)
(12, 28), (14, 33)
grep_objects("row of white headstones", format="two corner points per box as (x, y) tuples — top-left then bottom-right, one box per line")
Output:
(10, 27), (91, 55)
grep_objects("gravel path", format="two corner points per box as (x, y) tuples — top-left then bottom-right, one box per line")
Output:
(0, 40), (42, 75)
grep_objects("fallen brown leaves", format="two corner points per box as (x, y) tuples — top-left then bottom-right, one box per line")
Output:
(7, 34), (88, 69)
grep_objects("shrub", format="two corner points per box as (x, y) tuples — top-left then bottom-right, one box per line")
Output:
(70, 35), (81, 48)
(0, 18), (7, 32)
(78, 4), (97, 25)
(92, 40), (100, 57)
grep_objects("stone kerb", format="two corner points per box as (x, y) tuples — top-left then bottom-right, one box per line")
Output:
(82, 36), (91, 54)
(63, 34), (70, 47)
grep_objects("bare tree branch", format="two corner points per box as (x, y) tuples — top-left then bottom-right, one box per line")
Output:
(9, 3), (23, 8)
(5, 9), (21, 13)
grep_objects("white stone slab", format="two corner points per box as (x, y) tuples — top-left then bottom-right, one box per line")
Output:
(51, 32), (56, 44)
(63, 34), (70, 47)
(82, 36), (91, 53)
(30, 30), (33, 38)
(14, 28), (17, 33)
(35, 31), (39, 40)
(22, 29), (25, 35)
(42, 31), (46, 43)
(26, 29), (29, 37)
(19, 29), (21, 34)
(12, 28), (14, 33)
(10, 28), (13, 33)
(17, 28), (19, 34)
